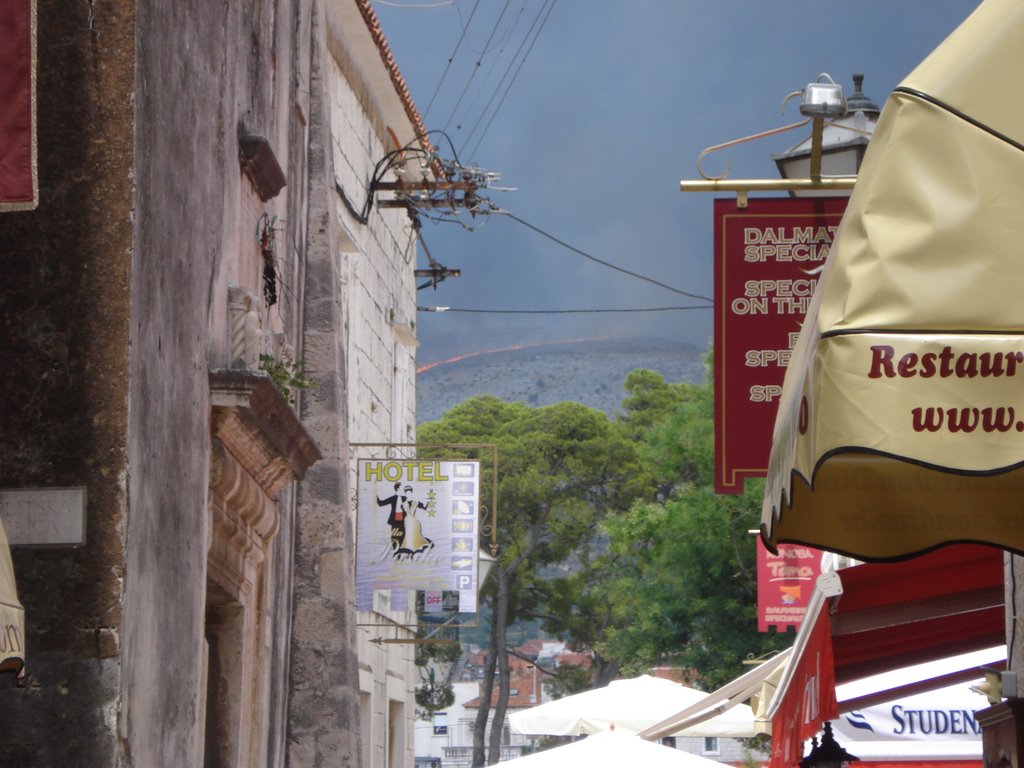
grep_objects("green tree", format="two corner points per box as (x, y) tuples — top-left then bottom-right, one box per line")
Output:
(600, 369), (787, 689)
(414, 631), (461, 716)
(419, 396), (645, 766)
(617, 368), (694, 437)
(541, 662), (592, 700)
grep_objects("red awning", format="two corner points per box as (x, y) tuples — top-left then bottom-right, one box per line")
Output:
(830, 545), (1003, 685)
(769, 608), (839, 768)
(768, 545), (1003, 768)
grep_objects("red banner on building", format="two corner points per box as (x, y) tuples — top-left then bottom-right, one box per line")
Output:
(713, 197), (847, 493)
(757, 539), (822, 632)
(769, 607), (838, 768)
(0, 0), (37, 211)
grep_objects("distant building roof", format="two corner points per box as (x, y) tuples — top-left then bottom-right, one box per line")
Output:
(554, 651), (591, 668)
(465, 663), (543, 709)
(648, 666), (695, 685)
(515, 639), (547, 658)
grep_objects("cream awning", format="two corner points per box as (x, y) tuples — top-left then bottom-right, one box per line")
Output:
(0, 520), (25, 674)
(761, 0), (1024, 560)
(638, 648), (791, 741)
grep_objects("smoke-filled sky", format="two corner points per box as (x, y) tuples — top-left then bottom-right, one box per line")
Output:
(373, 1), (980, 364)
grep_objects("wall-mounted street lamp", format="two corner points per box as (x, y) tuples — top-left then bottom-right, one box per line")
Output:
(681, 73), (879, 204)
(800, 721), (859, 768)
(774, 74), (880, 197)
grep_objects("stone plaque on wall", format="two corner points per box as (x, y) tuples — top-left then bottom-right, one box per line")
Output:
(0, 487), (87, 547)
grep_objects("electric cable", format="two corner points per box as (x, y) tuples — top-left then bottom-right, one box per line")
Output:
(421, 0), (482, 119)
(335, 138), (435, 224)
(373, 0), (458, 7)
(461, 0), (556, 159)
(443, 0), (513, 134)
(496, 210), (714, 302)
(452, 6), (525, 142)
(418, 305), (712, 314)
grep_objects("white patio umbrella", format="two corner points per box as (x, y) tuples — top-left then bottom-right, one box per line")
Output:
(508, 674), (756, 737)
(497, 730), (729, 768)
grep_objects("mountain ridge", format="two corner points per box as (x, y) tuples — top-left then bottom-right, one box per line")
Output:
(416, 336), (707, 424)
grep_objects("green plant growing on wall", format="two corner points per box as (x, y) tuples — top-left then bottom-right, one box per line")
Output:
(259, 353), (313, 404)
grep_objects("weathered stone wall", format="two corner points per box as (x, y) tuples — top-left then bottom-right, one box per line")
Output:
(0, 1), (134, 764)
(121, 0), (228, 759)
(286, 6), (423, 766)
(0, 1), (416, 765)
(328, 34), (421, 768)
(284, 6), (364, 767)
(122, 0), (314, 765)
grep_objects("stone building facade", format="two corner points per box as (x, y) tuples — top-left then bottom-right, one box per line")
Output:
(0, 1), (425, 766)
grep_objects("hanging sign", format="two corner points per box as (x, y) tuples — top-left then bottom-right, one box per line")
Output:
(756, 539), (822, 632)
(714, 196), (847, 493)
(835, 685), (983, 744)
(0, 0), (37, 211)
(356, 459), (480, 611)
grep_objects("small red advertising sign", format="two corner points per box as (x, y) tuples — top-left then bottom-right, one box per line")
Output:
(714, 197), (847, 493)
(757, 539), (822, 632)
(769, 607), (838, 768)
(0, 0), (37, 211)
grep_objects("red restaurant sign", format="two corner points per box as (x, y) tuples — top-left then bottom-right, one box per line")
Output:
(769, 606), (838, 768)
(0, 0), (37, 211)
(714, 197), (847, 493)
(756, 539), (822, 632)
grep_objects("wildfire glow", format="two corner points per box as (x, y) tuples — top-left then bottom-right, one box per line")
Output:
(416, 337), (616, 375)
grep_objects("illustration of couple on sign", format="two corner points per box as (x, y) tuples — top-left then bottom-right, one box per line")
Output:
(376, 482), (435, 560)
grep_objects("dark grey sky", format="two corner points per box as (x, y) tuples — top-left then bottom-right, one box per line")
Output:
(373, 0), (981, 364)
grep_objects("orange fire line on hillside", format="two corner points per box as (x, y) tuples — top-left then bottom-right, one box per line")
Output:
(416, 337), (615, 375)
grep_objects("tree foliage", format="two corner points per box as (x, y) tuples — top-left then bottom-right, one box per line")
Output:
(417, 364), (789, 759)
(600, 367), (788, 688)
(414, 635), (462, 718)
(542, 663), (592, 700)
(419, 396), (646, 765)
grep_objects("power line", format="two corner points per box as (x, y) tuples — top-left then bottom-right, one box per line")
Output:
(497, 210), (714, 303)
(443, 0), (513, 133)
(373, 0), (458, 7)
(460, 0), (556, 159)
(418, 305), (712, 314)
(452, 2), (531, 145)
(422, 0), (481, 119)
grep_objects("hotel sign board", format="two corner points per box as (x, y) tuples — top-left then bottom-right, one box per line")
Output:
(714, 197), (847, 493)
(355, 459), (481, 612)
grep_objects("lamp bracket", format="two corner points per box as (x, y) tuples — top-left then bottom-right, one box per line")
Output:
(687, 72), (862, 201)
(688, 115), (859, 203)
(696, 118), (811, 181)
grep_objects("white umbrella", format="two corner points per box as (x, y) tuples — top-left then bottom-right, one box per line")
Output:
(498, 730), (728, 768)
(508, 675), (756, 737)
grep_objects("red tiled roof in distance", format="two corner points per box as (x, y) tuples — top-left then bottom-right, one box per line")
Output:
(515, 639), (547, 657)
(649, 666), (698, 686)
(555, 652), (591, 668)
(465, 662), (545, 709)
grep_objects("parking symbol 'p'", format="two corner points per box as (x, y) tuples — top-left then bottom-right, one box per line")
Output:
(456, 574), (473, 590)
